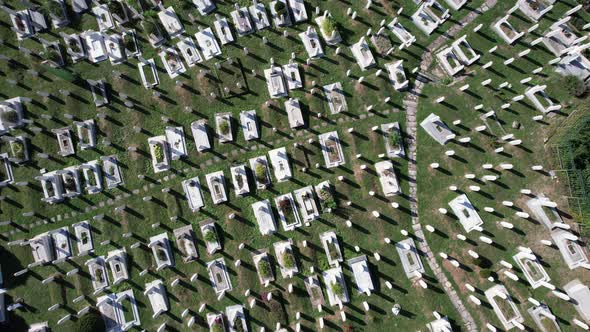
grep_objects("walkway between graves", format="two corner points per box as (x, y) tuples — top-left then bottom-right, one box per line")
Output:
(404, 1), (498, 331)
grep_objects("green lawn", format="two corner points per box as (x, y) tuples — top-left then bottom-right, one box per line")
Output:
(416, 0), (590, 330)
(0, 0), (480, 331)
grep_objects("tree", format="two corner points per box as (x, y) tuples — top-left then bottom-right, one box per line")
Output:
(562, 75), (587, 98)
(75, 310), (105, 332)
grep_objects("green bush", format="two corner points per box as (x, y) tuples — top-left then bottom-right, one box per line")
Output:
(153, 144), (163, 161)
(274, 1), (287, 15)
(258, 259), (272, 278)
(440, 76), (453, 85)
(331, 281), (344, 297)
(75, 310), (105, 332)
(255, 163), (266, 181)
(390, 131), (401, 147)
(282, 251), (295, 269)
(321, 16), (337, 36)
(204, 229), (217, 243)
(562, 75), (587, 98)
(219, 121), (230, 135)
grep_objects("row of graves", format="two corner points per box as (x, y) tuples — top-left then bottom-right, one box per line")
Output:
(417, 0), (590, 331)
(1, 111), (417, 330)
(0, 94), (123, 199)
(5, 0), (446, 97)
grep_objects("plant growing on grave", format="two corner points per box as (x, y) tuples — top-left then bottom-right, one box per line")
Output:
(331, 281), (344, 297)
(153, 144), (163, 162)
(395, 71), (405, 83)
(80, 231), (89, 245)
(317, 255), (329, 271)
(311, 286), (323, 300)
(44, 1), (64, 19)
(68, 38), (81, 54)
(327, 241), (340, 260)
(126, 0), (142, 13)
(274, 1), (287, 16)
(233, 316), (245, 332)
(0, 110), (18, 126)
(372, 34), (393, 55)
(156, 246), (168, 262)
(204, 229), (217, 243)
(236, 173), (244, 189)
(219, 120), (230, 136)
(123, 33), (137, 53)
(258, 258), (272, 278)
(321, 16), (337, 37)
(75, 309), (105, 332)
(282, 250), (295, 269)
(254, 163), (267, 182)
(64, 176), (77, 192)
(278, 197), (292, 215)
(318, 188), (337, 209)
(108, 0), (126, 18)
(561, 75), (587, 98)
(440, 76), (452, 85)
(11, 140), (24, 159)
(211, 318), (224, 332)
(389, 130), (402, 148)
(46, 47), (62, 64)
(143, 18), (161, 38)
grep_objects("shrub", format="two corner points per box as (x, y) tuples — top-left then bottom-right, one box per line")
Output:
(258, 259), (271, 278)
(440, 76), (453, 85)
(274, 1), (287, 15)
(390, 131), (401, 147)
(204, 229), (216, 243)
(75, 310), (105, 332)
(282, 251), (295, 269)
(233, 317), (245, 332)
(219, 121), (230, 135)
(321, 16), (337, 36)
(331, 281), (344, 297)
(255, 163), (266, 181)
(0, 110), (18, 125)
(153, 144), (163, 161)
(562, 75), (587, 98)
(45, 1), (64, 18)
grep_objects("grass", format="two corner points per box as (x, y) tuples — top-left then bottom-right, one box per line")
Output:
(0, 0), (559, 331)
(416, 0), (590, 329)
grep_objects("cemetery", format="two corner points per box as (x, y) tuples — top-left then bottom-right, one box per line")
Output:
(0, 0), (590, 331)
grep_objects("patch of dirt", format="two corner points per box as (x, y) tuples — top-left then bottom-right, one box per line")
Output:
(376, 0), (397, 16)
(346, 132), (365, 187)
(354, 82), (366, 95)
